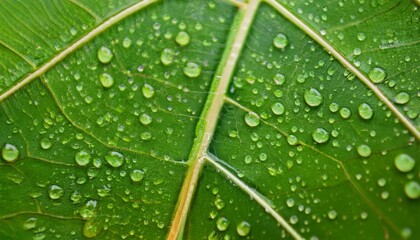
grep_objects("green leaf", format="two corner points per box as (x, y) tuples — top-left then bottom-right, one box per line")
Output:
(0, 0), (419, 239)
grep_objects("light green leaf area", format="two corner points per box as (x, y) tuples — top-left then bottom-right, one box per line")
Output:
(0, 0), (419, 240)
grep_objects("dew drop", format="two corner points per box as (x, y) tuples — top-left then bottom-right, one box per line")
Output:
(122, 37), (132, 48)
(394, 154), (415, 172)
(357, 32), (366, 41)
(329, 102), (339, 112)
(244, 112), (260, 127)
(368, 67), (386, 83)
(23, 217), (37, 230)
(327, 210), (337, 220)
(160, 48), (175, 66)
(130, 169), (145, 182)
(339, 107), (351, 119)
(48, 185), (64, 200)
(80, 200), (97, 219)
(404, 181), (420, 199)
(357, 144), (371, 158)
(1, 143), (19, 162)
(236, 221), (251, 237)
(142, 84), (155, 98)
(97, 46), (113, 64)
(401, 227), (412, 239)
(216, 217), (230, 231)
(394, 92), (410, 105)
(358, 103), (373, 120)
(175, 31), (190, 46)
(312, 128), (330, 143)
(273, 33), (288, 49)
(40, 138), (52, 150)
(183, 62), (201, 78)
(271, 102), (285, 115)
(273, 73), (285, 85)
(105, 151), (124, 168)
(75, 150), (91, 166)
(83, 221), (100, 238)
(304, 88), (323, 107)
(99, 73), (114, 88)
(287, 135), (298, 146)
(139, 113), (153, 126)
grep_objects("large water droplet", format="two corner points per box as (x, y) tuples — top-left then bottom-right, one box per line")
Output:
(244, 112), (260, 127)
(139, 113), (153, 126)
(130, 169), (145, 182)
(99, 73), (114, 88)
(48, 185), (64, 200)
(183, 62), (201, 78)
(236, 221), (251, 236)
(75, 150), (91, 166)
(271, 102), (285, 115)
(160, 48), (175, 66)
(175, 31), (190, 46)
(312, 128), (329, 143)
(273, 33), (288, 49)
(142, 84), (155, 98)
(304, 88), (323, 107)
(357, 144), (371, 158)
(2, 143), (19, 162)
(368, 67), (386, 83)
(358, 103), (373, 120)
(97, 46), (113, 64)
(216, 217), (230, 231)
(404, 181), (420, 199)
(394, 92), (410, 105)
(394, 153), (415, 172)
(105, 151), (124, 168)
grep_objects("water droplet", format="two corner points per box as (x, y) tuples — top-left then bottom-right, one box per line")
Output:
(83, 221), (100, 238)
(304, 88), (323, 107)
(404, 181), (420, 199)
(175, 31), (190, 46)
(286, 198), (295, 207)
(236, 221), (251, 237)
(327, 210), (337, 220)
(23, 217), (37, 230)
(244, 112), (260, 127)
(329, 102), (339, 112)
(368, 67), (386, 83)
(142, 84), (155, 98)
(401, 227), (412, 239)
(394, 92), (410, 105)
(99, 73), (114, 88)
(75, 150), (91, 166)
(141, 132), (152, 140)
(273, 73), (285, 85)
(357, 144), (371, 158)
(97, 46), (113, 64)
(105, 151), (124, 168)
(40, 138), (52, 150)
(130, 169), (145, 182)
(1, 143), (19, 162)
(139, 113), (152, 126)
(312, 128), (330, 143)
(183, 62), (201, 78)
(394, 154), (415, 172)
(122, 37), (132, 48)
(160, 48), (175, 66)
(48, 185), (64, 200)
(216, 217), (230, 231)
(357, 32), (366, 41)
(271, 102), (285, 115)
(358, 103), (373, 120)
(287, 135), (298, 146)
(273, 33), (288, 49)
(339, 107), (351, 119)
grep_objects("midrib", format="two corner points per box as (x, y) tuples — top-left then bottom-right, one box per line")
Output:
(166, 0), (261, 239)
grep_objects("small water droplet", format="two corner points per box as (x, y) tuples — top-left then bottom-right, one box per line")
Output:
(75, 150), (91, 166)
(244, 112), (260, 127)
(183, 62), (201, 78)
(216, 217), (230, 231)
(236, 221), (251, 237)
(1, 143), (19, 162)
(404, 181), (420, 199)
(105, 151), (124, 168)
(142, 84), (155, 98)
(160, 48), (175, 66)
(304, 88), (323, 107)
(394, 154), (415, 172)
(401, 227), (412, 239)
(23, 217), (37, 230)
(358, 103), (373, 120)
(139, 113), (152, 126)
(287, 135), (298, 146)
(99, 73), (114, 88)
(394, 92), (410, 105)
(327, 210), (337, 220)
(48, 185), (64, 200)
(273, 33), (288, 49)
(368, 67), (386, 83)
(357, 144), (371, 158)
(339, 107), (351, 119)
(312, 128), (330, 143)
(286, 198), (295, 207)
(97, 46), (113, 64)
(130, 169), (145, 182)
(273, 73), (285, 85)
(83, 221), (100, 238)
(40, 138), (52, 150)
(271, 102), (285, 115)
(357, 32), (366, 41)
(175, 31), (190, 46)
(122, 37), (132, 48)
(80, 200), (97, 219)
